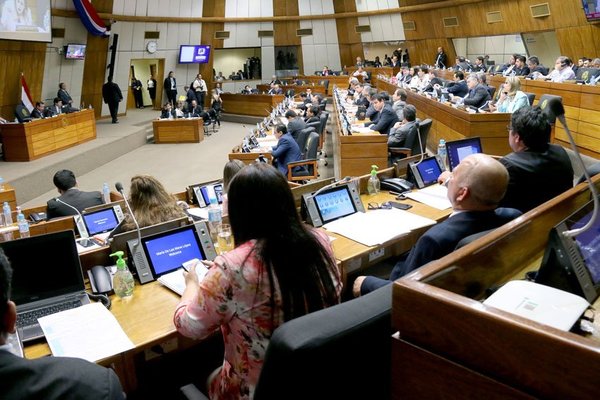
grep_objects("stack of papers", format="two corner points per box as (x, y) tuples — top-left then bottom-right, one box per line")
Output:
(351, 125), (374, 134)
(158, 265), (209, 296)
(405, 185), (452, 210)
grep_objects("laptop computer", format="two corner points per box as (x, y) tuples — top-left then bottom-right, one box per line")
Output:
(445, 137), (483, 171)
(0, 230), (90, 342)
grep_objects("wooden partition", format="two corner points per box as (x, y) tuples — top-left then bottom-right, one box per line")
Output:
(220, 93), (284, 117)
(256, 84), (326, 97)
(152, 118), (204, 143)
(391, 177), (600, 399)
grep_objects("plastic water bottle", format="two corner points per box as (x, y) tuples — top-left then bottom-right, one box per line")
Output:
(102, 183), (111, 204)
(3, 202), (12, 225)
(16, 207), (30, 238)
(438, 139), (448, 169)
(110, 251), (134, 298)
(367, 165), (380, 195)
(207, 196), (222, 245)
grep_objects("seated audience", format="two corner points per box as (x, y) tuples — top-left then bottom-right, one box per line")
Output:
(387, 104), (418, 148)
(0, 249), (125, 399)
(304, 106), (320, 124)
(538, 56), (576, 82)
(241, 85), (252, 95)
(174, 163), (341, 399)
(284, 110), (306, 138)
(355, 153), (518, 296)
(454, 56), (471, 71)
(471, 56), (487, 72)
(268, 84), (283, 95)
(409, 66), (430, 91)
(447, 71), (468, 98)
(513, 55), (530, 76)
(271, 124), (303, 176)
(391, 88), (408, 121)
(525, 56), (549, 79)
(364, 93), (399, 135)
(353, 66), (368, 80)
(30, 101), (48, 119)
(321, 66), (332, 76)
(46, 169), (104, 219)
(489, 76), (529, 113)
(51, 97), (64, 115)
(501, 54), (518, 76)
(174, 101), (186, 118)
(221, 159), (246, 216)
(462, 74), (491, 109)
(160, 102), (175, 119)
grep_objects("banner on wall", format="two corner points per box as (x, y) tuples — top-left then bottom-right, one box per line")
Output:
(72, 0), (110, 37)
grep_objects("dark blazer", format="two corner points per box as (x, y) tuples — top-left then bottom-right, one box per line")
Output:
(0, 350), (125, 400)
(57, 89), (73, 107)
(463, 84), (492, 108)
(30, 108), (45, 119)
(46, 188), (104, 219)
(388, 120), (418, 147)
(447, 80), (469, 97)
(499, 144), (574, 213)
(102, 82), (123, 104)
(272, 133), (302, 176)
(186, 88), (196, 104)
(514, 66), (531, 76)
(164, 77), (177, 92)
(287, 117), (307, 138)
(366, 103), (399, 135)
(354, 95), (369, 107)
(434, 52), (447, 68)
(160, 109), (176, 119)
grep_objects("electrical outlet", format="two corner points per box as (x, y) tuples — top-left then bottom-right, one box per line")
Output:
(368, 248), (385, 262)
(144, 337), (179, 361)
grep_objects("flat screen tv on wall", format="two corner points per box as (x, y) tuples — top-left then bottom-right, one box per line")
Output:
(582, 0), (600, 22)
(178, 45), (211, 64)
(0, 0), (52, 42)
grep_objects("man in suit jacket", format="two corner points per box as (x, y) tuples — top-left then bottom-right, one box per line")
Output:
(0, 249), (125, 400)
(271, 124), (302, 176)
(365, 93), (399, 135)
(447, 71), (469, 98)
(391, 88), (407, 121)
(102, 77), (123, 123)
(284, 110), (306, 139)
(355, 153), (519, 296)
(46, 170), (104, 219)
(462, 75), (491, 108)
(30, 102), (47, 119)
(51, 97), (64, 116)
(57, 83), (79, 112)
(164, 71), (177, 105)
(434, 47), (447, 68)
(387, 105), (418, 147)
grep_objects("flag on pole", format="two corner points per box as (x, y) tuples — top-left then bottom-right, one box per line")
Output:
(21, 73), (34, 113)
(72, 0), (110, 37)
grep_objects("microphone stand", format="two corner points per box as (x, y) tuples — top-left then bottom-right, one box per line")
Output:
(115, 183), (142, 250)
(55, 198), (89, 239)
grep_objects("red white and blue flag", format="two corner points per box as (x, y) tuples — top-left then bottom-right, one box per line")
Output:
(72, 0), (110, 37)
(21, 73), (34, 113)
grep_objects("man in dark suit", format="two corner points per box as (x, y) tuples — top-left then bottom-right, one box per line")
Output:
(284, 110), (306, 139)
(365, 93), (399, 135)
(0, 249), (125, 400)
(526, 56), (549, 78)
(447, 71), (469, 98)
(355, 153), (519, 296)
(164, 71), (177, 105)
(131, 77), (144, 108)
(387, 105), (418, 148)
(513, 55), (530, 76)
(434, 46), (447, 68)
(46, 170), (104, 219)
(271, 124), (302, 176)
(51, 97), (64, 116)
(102, 77), (123, 124)
(462, 75), (491, 108)
(57, 83), (79, 112)
(30, 102), (47, 119)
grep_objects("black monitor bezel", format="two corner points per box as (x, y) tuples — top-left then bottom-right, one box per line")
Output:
(313, 184), (358, 225)
(445, 137), (483, 172)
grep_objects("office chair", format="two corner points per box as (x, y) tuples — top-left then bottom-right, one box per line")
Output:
(455, 208), (522, 249)
(524, 92), (536, 106)
(388, 118), (432, 165)
(15, 104), (32, 123)
(576, 162), (600, 185)
(293, 127), (315, 158)
(538, 94), (563, 129)
(486, 85), (496, 100)
(317, 111), (329, 162)
(287, 131), (320, 182)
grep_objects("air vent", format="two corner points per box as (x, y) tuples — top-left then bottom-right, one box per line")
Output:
(144, 31), (160, 39)
(52, 28), (65, 38)
(442, 17), (459, 27)
(486, 11), (503, 23)
(296, 28), (313, 36)
(403, 21), (416, 31)
(530, 3), (550, 17)
(258, 30), (274, 37)
(214, 31), (230, 39)
(355, 25), (371, 33)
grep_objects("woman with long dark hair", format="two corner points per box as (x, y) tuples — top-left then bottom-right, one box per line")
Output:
(174, 163), (342, 399)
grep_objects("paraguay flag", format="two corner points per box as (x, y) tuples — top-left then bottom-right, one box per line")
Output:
(21, 74), (34, 113)
(72, 0), (110, 37)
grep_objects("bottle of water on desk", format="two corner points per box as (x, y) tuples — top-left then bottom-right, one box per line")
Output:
(3, 202), (12, 225)
(102, 183), (111, 204)
(207, 196), (222, 246)
(437, 139), (447, 169)
(16, 207), (29, 238)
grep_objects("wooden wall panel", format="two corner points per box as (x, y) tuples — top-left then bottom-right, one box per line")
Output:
(200, 0), (225, 105)
(334, 0), (363, 69)
(273, 0), (300, 46)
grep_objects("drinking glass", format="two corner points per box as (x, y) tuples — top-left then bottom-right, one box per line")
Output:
(217, 224), (234, 254)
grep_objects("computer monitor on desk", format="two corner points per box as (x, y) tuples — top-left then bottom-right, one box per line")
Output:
(301, 183), (365, 228)
(446, 137), (483, 171)
(108, 216), (191, 254)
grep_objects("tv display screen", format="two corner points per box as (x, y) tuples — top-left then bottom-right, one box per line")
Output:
(178, 45), (211, 64)
(582, 0), (600, 22)
(0, 0), (52, 42)
(65, 43), (86, 60)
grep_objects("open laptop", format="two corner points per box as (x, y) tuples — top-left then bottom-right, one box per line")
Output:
(0, 230), (90, 342)
(445, 137), (483, 171)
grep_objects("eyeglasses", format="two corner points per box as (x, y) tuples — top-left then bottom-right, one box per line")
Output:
(368, 202), (392, 210)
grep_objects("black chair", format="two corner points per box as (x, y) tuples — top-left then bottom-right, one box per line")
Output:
(305, 121), (321, 135)
(14, 104), (32, 123)
(524, 92), (536, 106)
(389, 118), (432, 165)
(285, 89), (295, 97)
(288, 131), (320, 182)
(294, 127), (315, 158)
(486, 85), (496, 100)
(538, 94), (563, 124)
(575, 67), (600, 84)
(576, 162), (600, 185)
(318, 98), (327, 112)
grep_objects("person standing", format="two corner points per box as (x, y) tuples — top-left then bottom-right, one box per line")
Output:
(164, 71), (177, 106)
(147, 75), (157, 108)
(102, 77), (123, 124)
(131, 77), (144, 108)
(434, 47), (447, 68)
(57, 82), (79, 112)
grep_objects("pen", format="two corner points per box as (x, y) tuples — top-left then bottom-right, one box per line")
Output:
(181, 264), (189, 272)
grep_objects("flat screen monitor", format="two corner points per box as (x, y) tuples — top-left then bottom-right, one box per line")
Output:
(536, 197), (600, 303)
(313, 185), (358, 225)
(0, 0), (52, 42)
(140, 225), (207, 278)
(409, 156), (445, 189)
(582, 0), (600, 22)
(108, 216), (190, 253)
(178, 45), (211, 64)
(446, 137), (483, 171)
(65, 43), (86, 60)
(190, 182), (223, 207)
(82, 207), (120, 236)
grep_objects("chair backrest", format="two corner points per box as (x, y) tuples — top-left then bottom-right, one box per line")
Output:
(15, 104), (32, 123)
(538, 94), (563, 124)
(318, 111), (329, 136)
(576, 162), (600, 185)
(524, 92), (536, 106)
(404, 118), (431, 156)
(486, 85), (496, 100)
(318, 98), (327, 112)
(253, 284), (393, 400)
(306, 121), (321, 135)
(575, 67), (600, 82)
(285, 89), (295, 97)
(295, 127), (314, 157)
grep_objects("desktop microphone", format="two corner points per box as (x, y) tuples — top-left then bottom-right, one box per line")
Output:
(115, 182), (142, 250)
(55, 198), (89, 239)
(312, 176), (353, 198)
(548, 101), (599, 238)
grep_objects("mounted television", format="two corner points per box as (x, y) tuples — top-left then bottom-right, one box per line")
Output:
(536, 197), (600, 303)
(65, 43), (86, 60)
(582, 0), (600, 22)
(0, 0), (52, 42)
(178, 45), (211, 64)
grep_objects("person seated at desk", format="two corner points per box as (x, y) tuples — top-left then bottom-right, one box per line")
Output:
(51, 97), (64, 115)
(30, 101), (50, 119)
(241, 85), (252, 95)
(387, 105), (418, 148)
(160, 102), (176, 119)
(186, 99), (204, 118)
(269, 75), (282, 86)
(46, 169), (104, 219)
(184, 85), (196, 109)
(536, 56), (576, 82)
(321, 65), (332, 76)
(446, 71), (468, 98)
(174, 101), (186, 118)
(391, 88), (408, 121)
(364, 93), (399, 135)
(118, 175), (187, 232)
(271, 124), (303, 176)
(283, 110), (306, 138)
(525, 56), (549, 79)
(461, 74), (491, 109)
(268, 84), (283, 95)
(0, 249), (125, 400)
(513, 55), (530, 76)
(304, 105), (320, 124)
(354, 153), (519, 296)
(488, 76), (529, 113)
(471, 56), (487, 72)
(174, 162), (342, 399)
(453, 56), (471, 72)
(353, 66), (368, 80)
(408, 66), (430, 92)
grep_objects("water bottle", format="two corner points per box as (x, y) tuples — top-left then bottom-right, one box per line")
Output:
(207, 196), (222, 245)
(102, 183), (111, 204)
(438, 139), (448, 169)
(16, 207), (30, 238)
(367, 165), (380, 195)
(3, 202), (12, 225)
(110, 251), (134, 298)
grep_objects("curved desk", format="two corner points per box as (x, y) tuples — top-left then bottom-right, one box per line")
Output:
(220, 93), (284, 117)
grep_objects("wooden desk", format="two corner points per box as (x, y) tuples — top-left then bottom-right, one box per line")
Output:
(297, 75), (350, 96)
(152, 118), (204, 144)
(256, 84), (327, 97)
(0, 109), (96, 161)
(391, 177), (600, 399)
(220, 93), (284, 117)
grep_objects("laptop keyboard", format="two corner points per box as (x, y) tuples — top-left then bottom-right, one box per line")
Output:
(17, 300), (83, 328)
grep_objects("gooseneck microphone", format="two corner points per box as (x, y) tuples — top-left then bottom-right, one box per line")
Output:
(115, 182), (142, 250)
(312, 176), (353, 198)
(55, 197), (89, 239)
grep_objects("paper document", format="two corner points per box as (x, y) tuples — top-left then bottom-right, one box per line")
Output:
(351, 125), (374, 134)
(405, 185), (452, 210)
(158, 265), (209, 296)
(186, 207), (209, 220)
(38, 303), (134, 362)
(323, 209), (436, 247)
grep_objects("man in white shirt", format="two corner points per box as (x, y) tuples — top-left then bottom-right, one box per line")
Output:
(541, 56), (576, 83)
(192, 73), (207, 107)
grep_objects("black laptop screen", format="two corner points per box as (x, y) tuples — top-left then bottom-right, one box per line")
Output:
(0, 230), (85, 306)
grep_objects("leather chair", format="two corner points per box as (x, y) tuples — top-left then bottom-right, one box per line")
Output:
(293, 127), (315, 158)
(486, 85), (496, 100)
(524, 92), (536, 106)
(538, 94), (563, 124)
(15, 104), (32, 123)
(388, 118), (432, 165)
(576, 162), (600, 185)
(287, 131), (320, 182)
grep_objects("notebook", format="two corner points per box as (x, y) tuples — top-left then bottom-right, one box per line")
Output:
(0, 230), (90, 342)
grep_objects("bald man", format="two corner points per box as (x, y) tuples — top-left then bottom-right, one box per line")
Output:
(354, 153), (521, 296)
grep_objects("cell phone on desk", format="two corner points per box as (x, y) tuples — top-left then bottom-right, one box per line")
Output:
(389, 201), (412, 210)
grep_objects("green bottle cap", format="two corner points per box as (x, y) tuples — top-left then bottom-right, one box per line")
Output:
(109, 251), (126, 270)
